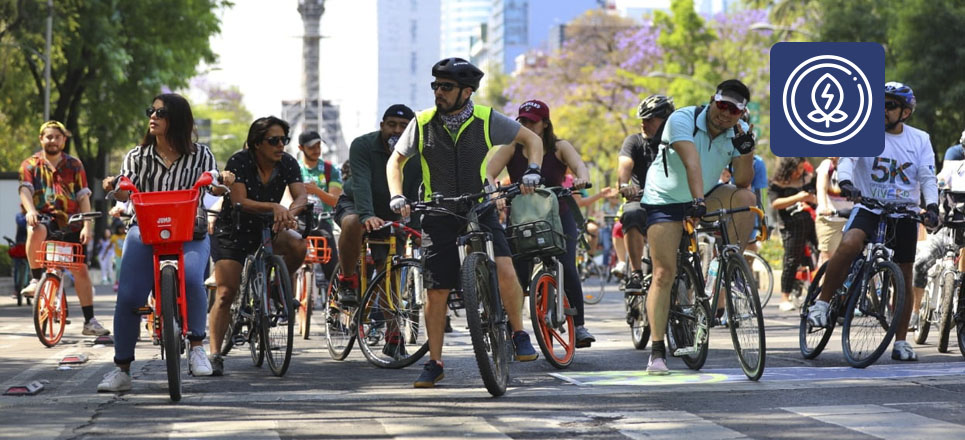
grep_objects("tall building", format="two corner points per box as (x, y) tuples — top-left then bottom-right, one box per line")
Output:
(440, 0), (491, 58)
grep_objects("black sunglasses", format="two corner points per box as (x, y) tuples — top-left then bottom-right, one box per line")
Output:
(884, 100), (901, 110)
(265, 136), (291, 147)
(145, 107), (169, 118)
(430, 81), (459, 92)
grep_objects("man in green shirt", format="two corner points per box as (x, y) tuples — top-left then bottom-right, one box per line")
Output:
(298, 131), (342, 279)
(334, 104), (421, 307)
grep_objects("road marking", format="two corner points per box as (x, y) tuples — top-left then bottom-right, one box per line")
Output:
(380, 416), (510, 439)
(169, 421), (281, 439)
(782, 404), (965, 440)
(1, 346), (76, 389)
(591, 411), (745, 440)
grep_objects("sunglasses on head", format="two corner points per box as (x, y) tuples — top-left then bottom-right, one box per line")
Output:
(265, 136), (291, 147)
(714, 100), (744, 116)
(145, 107), (169, 118)
(884, 100), (901, 110)
(430, 81), (459, 92)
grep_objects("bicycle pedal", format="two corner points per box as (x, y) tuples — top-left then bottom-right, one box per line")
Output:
(673, 346), (699, 357)
(232, 335), (247, 346)
(447, 289), (465, 310)
(134, 307), (153, 316)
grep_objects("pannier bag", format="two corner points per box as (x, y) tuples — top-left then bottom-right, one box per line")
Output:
(506, 188), (566, 258)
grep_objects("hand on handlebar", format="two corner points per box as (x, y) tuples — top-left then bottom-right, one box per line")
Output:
(687, 199), (707, 219)
(363, 216), (386, 232)
(271, 203), (297, 232)
(389, 195), (410, 218)
(619, 183), (640, 199)
(924, 203), (940, 229)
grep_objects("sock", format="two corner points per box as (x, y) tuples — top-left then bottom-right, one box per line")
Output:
(651, 340), (666, 359)
(31, 268), (43, 280)
(82, 306), (94, 323)
(338, 273), (358, 289)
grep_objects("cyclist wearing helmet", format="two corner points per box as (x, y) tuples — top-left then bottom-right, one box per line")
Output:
(617, 94), (674, 293)
(386, 58), (544, 388)
(943, 130), (965, 161)
(808, 81), (940, 362)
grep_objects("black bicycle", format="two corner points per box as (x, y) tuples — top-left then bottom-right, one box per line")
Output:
(410, 183), (522, 397)
(799, 197), (916, 368)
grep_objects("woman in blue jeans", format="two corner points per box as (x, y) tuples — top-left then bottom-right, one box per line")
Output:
(97, 93), (233, 393)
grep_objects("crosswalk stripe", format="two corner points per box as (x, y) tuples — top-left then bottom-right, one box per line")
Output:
(586, 411), (746, 440)
(1, 346), (75, 389)
(169, 421), (281, 439)
(782, 404), (965, 440)
(379, 416), (511, 439)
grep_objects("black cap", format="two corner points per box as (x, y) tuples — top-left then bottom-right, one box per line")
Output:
(383, 104), (415, 121)
(298, 131), (322, 147)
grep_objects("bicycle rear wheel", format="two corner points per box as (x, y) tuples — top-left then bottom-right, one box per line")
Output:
(723, 252), (766, 381)
(357, 260), (429, 368)
(325, 267), (356, 360)
(937, 270), (955, 353)
(914, 279), (934, 344)
(667, 263), (709, 370)
(529, 269), (575, 369)
(582, 261), (606, 305)
(744, 250), (774, 308)
(626, 293), (650, 349)
(296, 265), (314, 339)
(461, 252), (509, 397)
(248, 263), (266, 368)
(160, 265), (183, 402)
(263, 255), (295, 376)
(33, 274), (65, 347)
(799, 262), (835, 359)
(842, 260), (904, 368)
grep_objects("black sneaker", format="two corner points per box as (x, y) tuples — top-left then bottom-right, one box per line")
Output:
(624, 271), (644, 295)
(338, 286), (359, 308)
(414, 360), (444, 388)
(382, 332), (407, 360)
(210, 354), (224, 377)
(444, 315), (453, 333)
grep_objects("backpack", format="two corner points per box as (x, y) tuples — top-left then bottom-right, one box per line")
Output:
(506, 189), (566, 258)
(323, 161), (332, 190)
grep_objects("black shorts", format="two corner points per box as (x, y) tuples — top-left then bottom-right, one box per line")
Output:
(619, 201), (648, 234)
(214, 235), (256, 264)
(844, 207), (918, 263)
(642, 201), (691, 228)
(421, 208), (511, 290)
(333, 194), (355, 227)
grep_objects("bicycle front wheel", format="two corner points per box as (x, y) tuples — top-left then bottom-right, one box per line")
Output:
(160, 265), (183, 402)
(357, 259), (429, 369)
(723, 252), (766, 380)
(529, 269), (575, 369)
(33, 274), (65, 347)
(936, 270), (956, 353)
(842, 260), (904, 368)
(263, 255), (295, 376)
(626, 293), (650, 350)
(325, 267), (356, 360)
(461, 252), (509, 396)
(581, 261), (606, 305)
(667, 263), (709, 370)
(914, 280), (934, 344)
(744, 250), (774, 308)
(295, 265), (314, 340)
(799, 262), (835, 359)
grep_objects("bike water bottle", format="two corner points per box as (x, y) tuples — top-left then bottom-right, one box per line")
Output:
(705, 257), (720, 297)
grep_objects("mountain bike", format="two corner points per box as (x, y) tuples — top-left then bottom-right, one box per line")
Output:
(698, 233), (774, 308)
(669, 205), (768, 380)
(914, 228), (957, 351)
(355, 220), (429, 368)
(112, 171), (225, 401)
(31, 213), (101, 347)
(799, 197), (916, 368)
(410, 183), (521, 397)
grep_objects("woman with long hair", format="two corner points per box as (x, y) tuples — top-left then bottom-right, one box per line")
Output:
(769, 157), (817, 311)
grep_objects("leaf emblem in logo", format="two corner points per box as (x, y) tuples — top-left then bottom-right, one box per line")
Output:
(807, 73), (848, 128)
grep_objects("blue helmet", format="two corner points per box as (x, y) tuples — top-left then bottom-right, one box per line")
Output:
(885, 81), (916, 110)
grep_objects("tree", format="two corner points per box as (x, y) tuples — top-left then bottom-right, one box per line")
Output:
(0, 0), (229, 182)
(188, 78), (252, 164)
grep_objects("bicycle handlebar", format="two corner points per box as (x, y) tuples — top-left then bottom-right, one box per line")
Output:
(854, 197), (923, 221)
(370, 220), (422, 238)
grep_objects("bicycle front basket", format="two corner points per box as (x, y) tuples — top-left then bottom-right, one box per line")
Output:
(506, 220), (566, 258)
(131, 189), (200, 245)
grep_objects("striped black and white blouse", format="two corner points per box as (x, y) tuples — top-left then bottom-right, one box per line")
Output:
(119, 143), (218, 192)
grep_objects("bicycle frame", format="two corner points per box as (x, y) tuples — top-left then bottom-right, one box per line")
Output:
(364, 221), (423, 312)
(688, 206), (768, 310)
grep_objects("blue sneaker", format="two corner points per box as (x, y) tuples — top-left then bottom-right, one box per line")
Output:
(513, 331), (539, 361)
(414, 360), (444, 388)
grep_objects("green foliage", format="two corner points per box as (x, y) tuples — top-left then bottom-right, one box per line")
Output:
(0, 0), (230, 180)
(476, 62), (510, 111)
(190, 82), (252, 164)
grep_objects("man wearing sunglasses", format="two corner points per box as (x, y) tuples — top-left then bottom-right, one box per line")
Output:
(808, 82), (939, 362)
(640, 79), (758, 375)
(386, 57), (544, 388)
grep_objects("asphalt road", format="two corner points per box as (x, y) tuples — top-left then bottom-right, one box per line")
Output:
(1, 274), (965, 439)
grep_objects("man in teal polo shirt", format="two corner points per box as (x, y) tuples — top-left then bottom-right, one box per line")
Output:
(298, 131), (342, 280)
(641, 79), (758, 375)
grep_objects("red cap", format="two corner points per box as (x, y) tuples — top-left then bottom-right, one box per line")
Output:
(517, 100), (549, 123)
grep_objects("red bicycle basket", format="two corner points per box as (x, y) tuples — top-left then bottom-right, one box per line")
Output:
(131, 189), (200, 245)
(305, 236), (332, 264)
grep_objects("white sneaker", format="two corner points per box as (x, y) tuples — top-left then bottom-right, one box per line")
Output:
(778, 300), (796, 312)
(189, 346), (213, 376)
(20, 278), (39, 297)
(807, 300), (830, 328)
(611, 261), (627, 279)
(892, 340), (918, 361)
(83, 318), (111, 336)
(97, 368), (132, 392)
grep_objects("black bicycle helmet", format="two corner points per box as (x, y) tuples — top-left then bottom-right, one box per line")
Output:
(432, 57), (485, 91)
(637, 94), (675, 119)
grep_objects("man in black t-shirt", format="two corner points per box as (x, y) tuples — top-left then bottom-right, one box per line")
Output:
(616, 95), (674, 293)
